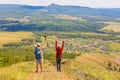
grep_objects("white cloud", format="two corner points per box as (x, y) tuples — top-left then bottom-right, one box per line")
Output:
(0, 0), (120, 8)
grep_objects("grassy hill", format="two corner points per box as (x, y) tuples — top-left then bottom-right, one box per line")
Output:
(0, 53), (120, 80)
(0, 31), (120, 80)
(0, 62), (34, 80)
(63, 54), (120, 80)
(102, 22), (120, 32)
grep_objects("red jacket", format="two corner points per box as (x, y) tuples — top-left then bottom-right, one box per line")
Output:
(55, 40), (64, 58)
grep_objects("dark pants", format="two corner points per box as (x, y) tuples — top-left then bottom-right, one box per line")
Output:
(56, 58), (61, 71)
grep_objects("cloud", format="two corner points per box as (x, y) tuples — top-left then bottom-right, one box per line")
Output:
(0, 0), (120, 8)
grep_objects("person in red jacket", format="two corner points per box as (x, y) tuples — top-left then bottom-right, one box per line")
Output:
(55, 40), (64, 72)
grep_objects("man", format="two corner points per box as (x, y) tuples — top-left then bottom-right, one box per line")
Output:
(55, 40), (64, 72)
(33, 36), (47, 72)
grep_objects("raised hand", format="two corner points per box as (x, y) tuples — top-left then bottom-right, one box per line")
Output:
(44, 36), (47, 41)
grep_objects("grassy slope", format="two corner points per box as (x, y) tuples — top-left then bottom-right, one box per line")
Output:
(0, 60), (74, 80)
(0, 32), (33, 47)
(63, 54), (120, 80)
(107, 42), (120, 52)
(102, 22), (120, 32)
(0, 31), (120, 80)
(0, 62), (35, 80)
(0, 53), (120, 80)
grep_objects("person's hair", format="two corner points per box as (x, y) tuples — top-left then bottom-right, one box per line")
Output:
(58, 44), (61, 49)
(58, 46), (61, 49)
(37, 45), (40, 47)
(37, 43), (40, 47)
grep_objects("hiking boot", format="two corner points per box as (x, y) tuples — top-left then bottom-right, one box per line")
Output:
(35, 70), (38, 73)
(59, 70), (62, 72)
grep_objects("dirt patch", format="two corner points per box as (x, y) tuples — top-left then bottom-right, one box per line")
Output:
(27, 61), (73, 80)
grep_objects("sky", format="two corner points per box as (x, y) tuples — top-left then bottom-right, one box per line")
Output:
(0, 0), (120, 8)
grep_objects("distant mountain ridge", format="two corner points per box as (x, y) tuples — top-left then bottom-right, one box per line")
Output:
(0, 4), (120, 32)
(0, 4), (120, 18)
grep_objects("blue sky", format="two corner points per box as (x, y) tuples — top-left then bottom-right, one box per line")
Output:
(0, 0), (120, 8)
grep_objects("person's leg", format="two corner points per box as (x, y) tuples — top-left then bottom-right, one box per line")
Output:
(58, 58), (61, 71)
(40, 64), (42, 72)
(58, 58), (60, 71)
(36, 65), (38, 72)
(56, 58), (59, 71)
(39, 59), (43, 72)
(36, 61), (39, 72)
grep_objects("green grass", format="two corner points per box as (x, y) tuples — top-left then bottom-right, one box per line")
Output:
(0, 31), (120, 80)
(43, 52), (80, 65)
(106, 42), (120, 52)
(63, 58), (120, 80)
(0, 62), (35, 80)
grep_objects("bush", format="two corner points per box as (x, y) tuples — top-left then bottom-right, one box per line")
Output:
(0, 47), (34, 67)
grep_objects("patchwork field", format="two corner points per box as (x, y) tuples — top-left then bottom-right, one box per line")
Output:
(0, 32), (33, 47)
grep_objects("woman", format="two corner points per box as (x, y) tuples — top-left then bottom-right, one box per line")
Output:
(55, 40), (64, 72)
(33, 36), (47, 72)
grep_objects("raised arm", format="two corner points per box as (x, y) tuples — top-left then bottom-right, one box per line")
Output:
(55, 40), (58, 51)
(41, 36), (48, 49)
(61, 40), (65, 50)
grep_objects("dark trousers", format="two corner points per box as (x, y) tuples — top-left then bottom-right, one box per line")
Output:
(56, 58), (61, 71)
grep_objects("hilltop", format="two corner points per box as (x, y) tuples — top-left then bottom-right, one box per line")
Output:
(1, 4), (120, 18)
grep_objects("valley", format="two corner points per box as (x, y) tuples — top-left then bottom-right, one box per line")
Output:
(0, 3), (120, 80)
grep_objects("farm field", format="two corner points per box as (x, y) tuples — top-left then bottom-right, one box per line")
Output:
(53, 14), (84, 21)
(102, 22), (120, 32)
(0, 32), (33, 47)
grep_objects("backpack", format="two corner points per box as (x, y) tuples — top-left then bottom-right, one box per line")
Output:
(34, 47), (41, 59)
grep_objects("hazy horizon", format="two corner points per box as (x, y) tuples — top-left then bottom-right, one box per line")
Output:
(0, 0), (120, 8)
